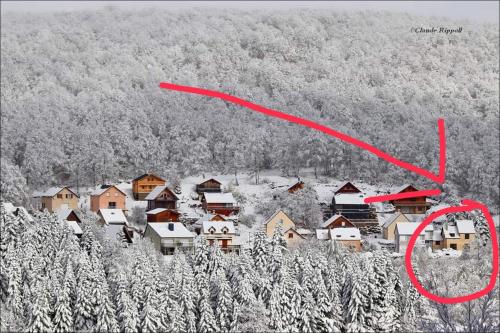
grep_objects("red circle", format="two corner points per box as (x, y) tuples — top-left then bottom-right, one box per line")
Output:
(405, 199), (499, 304)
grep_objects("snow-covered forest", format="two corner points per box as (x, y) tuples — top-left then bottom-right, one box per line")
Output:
(1, 204), (498, 332)
(1, 8), (499, 209)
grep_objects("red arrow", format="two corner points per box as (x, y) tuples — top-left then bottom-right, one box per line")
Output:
(159, 82), (446, 184)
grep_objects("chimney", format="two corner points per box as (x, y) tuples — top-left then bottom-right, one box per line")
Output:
(168, 223), (174, 231)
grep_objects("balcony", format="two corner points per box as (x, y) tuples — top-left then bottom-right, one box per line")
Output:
(196, 186), (221, 193)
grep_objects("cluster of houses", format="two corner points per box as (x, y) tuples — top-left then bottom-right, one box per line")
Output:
(28, 174), (479, 256)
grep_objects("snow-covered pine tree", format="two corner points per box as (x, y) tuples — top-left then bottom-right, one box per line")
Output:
(194, 236), (211, 275)
(73, 253), (95, 331)
(139, 287), (162, 333)
(212, 270), (233, 332)
(251, 230), (269, 274)
(94, 280), (119, 333)
(197, 289), (218, 333)
(53, 261), (75, 333)
(27, 279), (53, 333)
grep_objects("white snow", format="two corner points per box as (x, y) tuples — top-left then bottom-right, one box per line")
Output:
(66, 220), (83, 235)
(456, 219), (475, 234)
(145, 208), (168, 215)
(202, 192), (237, 204)
(202, 221), (236, 234)
(330, 227), (361, 240)
(334, 193), (366, 205)
(99, 209), (128, 224)
(147, 222), (194, 238)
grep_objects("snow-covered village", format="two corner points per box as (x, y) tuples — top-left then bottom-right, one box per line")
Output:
(1, 1), (499, 333)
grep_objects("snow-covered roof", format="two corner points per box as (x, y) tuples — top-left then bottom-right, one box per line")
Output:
(334, 193), (366, 205)
(57, 208), (74, 221)
(198, 178), (222, 185)
(443, 225), (460, 239)
(264, 209), (294, 225)
(98, 209), (127, 224)
(432, 229), (443, 241)
(43, 186), (79, 197)
(296, 228), (314, 235)
(147, 222), (194, 239)
(393, 184), (416, 194)
(456, 220), (475, 234)
(146, 208), (167, 215)
(335, 181), (361, 193)
(202, 221), (236, 234)
(67, 220), (83, 235)
(283, 227), (306, 239)
(145, 185), (167, 200)
(395, 223), (433, 236)
(316, 229), (330, 240)
(321, 214), (342, 228)
(406, 214), (426, 223)
(91, 185), (126, 196)
(203, 192), (237, 204)
(329, 228), (361, 241)
(382, 212), (408, 228)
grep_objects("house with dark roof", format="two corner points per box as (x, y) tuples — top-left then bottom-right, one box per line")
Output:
(132, 173), (166, 200)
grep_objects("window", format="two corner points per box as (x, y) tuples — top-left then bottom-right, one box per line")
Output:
(288, 233), (293, 239)
(210, 230), (214, 235)
(449, 233), (455, 237)
(108, 202), (116, 208)
(57, 194), (63, 199)
(65, 194), (71, 199)
(435, 241), (440, 245)
(465, 234), (470, 239)
(341, 221), (345, 226)
(106, 193), (110, 197)
(41, 203), (46, 209)
(223, 229), (227, 235)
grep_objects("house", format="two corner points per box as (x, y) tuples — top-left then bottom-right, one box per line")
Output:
(56, 208), (83, 238)
(39, 187), (79, 213)
(90, 185), (127, 212)
(97, 209), (131, 241)
(132, 173), (166, 200)
(330, 183), (377, 227)
(315, 227), (362, 251)
(282, 227), (307, 246)
(264, 209), (296, 238)
(144, 222), (195, 255)
(382, 212), (410, 240)
(288, 181), (305, 193)
(201, 221), (240, 253)
(57, 208), (82, 224)
(145, 185), (179, 211)
(193, 213), (228, 234)
(434, 220), (476, 251)
(394, 222), (434, 253)
(196, 178), (222, 197)
(264, 210), (305, 247)
(201, 193), (239, 216)
(330, 228), (362, 251)
(335, 181), (362, 194)
(390, 184), (431, 214)
(321, 214), (355, 229)
(146, 208), (181, 222)
(296, 228), (315, 239)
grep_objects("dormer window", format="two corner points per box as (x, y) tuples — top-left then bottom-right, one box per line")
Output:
(450, 233), (455, 237)
(336, 235), (341, 238)
(350, 235), (355, 238)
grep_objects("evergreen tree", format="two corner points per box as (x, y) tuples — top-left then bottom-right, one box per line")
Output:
(27, 280), (53, 333)
(53, 262), (75, 333)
